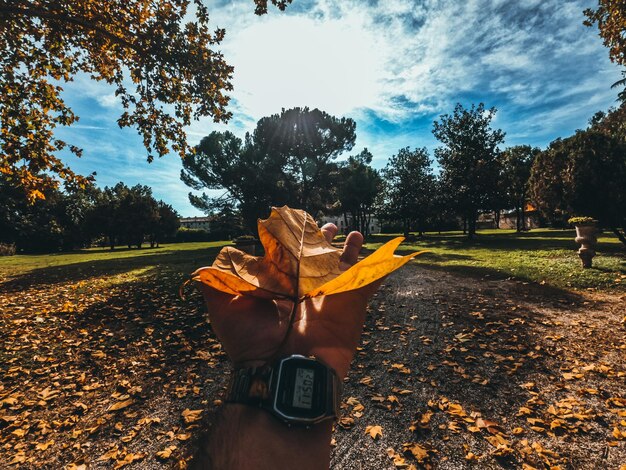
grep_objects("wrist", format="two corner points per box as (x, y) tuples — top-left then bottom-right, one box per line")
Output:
(197, 404), (332, 470)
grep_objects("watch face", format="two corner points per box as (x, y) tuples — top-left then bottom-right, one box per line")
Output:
(273, 357), (329, 422)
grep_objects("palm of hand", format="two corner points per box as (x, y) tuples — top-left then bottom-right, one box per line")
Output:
(200, 227), (377, 379)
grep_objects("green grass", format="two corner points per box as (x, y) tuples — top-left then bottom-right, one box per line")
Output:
(1, 230), (624, 294)
(366, 229), (626, 292)
(0, 241), (230, 292)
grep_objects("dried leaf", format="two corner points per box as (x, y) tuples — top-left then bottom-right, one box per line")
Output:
(193, 206), (421, 300)
(114, 452), (146, 469)
(156, 445), (177, 460)
(108, 399), (134, 411)
(365, 425), (383, 439)
(182, 409), (203, 424)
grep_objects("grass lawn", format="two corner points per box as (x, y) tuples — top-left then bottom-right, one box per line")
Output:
(0, 241), (230, 293)
(366, 228), (626, 292)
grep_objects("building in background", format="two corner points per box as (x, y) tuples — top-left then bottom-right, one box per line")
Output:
(179, 216), (212, 232)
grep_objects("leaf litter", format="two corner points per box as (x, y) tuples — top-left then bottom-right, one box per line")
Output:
(0, 211), (624, 468)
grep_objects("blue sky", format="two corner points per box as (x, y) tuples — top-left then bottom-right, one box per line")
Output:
(57, 0), (621, 216)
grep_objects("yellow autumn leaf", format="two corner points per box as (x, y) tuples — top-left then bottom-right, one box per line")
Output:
(365, 425), (383, 439)
(156, 445), (177, 460)
(193, 206), (422, 300)
(66, 464), (87, 470)
(403, 443), (430, 462)
(108, 399), (134, 411)
(113, 452), (146, 469)
(182, 408), (203, 424)
(35, 440), (54, 451)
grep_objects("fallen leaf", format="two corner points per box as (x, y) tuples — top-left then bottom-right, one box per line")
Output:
(156, 445), (177, 460)
(182, 409), (203, 424)
(365, 425), (383, 439)
(114, 453), (146, 469)
(109, 399), (134, 411)
(193, 206), (422, 300)
(403, 443), (431, 462)
(35, 440), (54, 451)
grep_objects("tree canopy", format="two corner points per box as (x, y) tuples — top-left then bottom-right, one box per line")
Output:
(529, 129), (626, 245)
(181, 107), (356, 232)
(585, 1), (626, 99)
(380, 147), (436, 237)
(432, 103), (505, 239)
(0, 0), (290, 201)
(336, 148), (382, 237)
(499, 145), (540, 231)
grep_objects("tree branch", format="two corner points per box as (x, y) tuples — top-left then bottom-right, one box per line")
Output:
(0, 3), (141, 53)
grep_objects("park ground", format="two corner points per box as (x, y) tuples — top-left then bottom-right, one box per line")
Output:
(0, 230), (624, 469)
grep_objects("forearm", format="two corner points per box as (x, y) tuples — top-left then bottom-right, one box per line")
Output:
(192, 404), (333, 470)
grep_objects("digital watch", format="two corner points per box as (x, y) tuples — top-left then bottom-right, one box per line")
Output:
(225, 355), (341, 426)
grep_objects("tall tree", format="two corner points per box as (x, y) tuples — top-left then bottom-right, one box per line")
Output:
(252, 107), (356, 213)
(0, 0), (290, 201)
(432, 103), (505, 239)
(380, 147), (436, 237)
(149, 202), (180, 248)
(180, 131), (290, 233)
(336, 148), (382, 238)
(500, 145), (540, 231)
(529, 129), (626, 246)
(584, 1), (626, 99)
(181, 107), (356, 232)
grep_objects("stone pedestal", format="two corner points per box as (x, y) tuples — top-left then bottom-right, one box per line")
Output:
(574, 225), (597, 268)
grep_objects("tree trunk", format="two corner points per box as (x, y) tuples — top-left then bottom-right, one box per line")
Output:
(403, 219), (409, 238)
(467, 212), (477, 240)
(494, 211), (500, 229)
(521, 205), (526, 231)
(515, 206), (521, 232)
(463, 218), (467, 234)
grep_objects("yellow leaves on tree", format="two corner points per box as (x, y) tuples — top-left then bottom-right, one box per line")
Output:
(193, 206), (423, 301)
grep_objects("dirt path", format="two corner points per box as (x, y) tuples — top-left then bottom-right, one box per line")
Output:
(332, 265), (626, 469)
(1, 263), (624, 469)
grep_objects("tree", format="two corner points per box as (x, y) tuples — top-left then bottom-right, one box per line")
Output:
(500, 145), (540, 232)
(181, 130), (289, 233)
(150, 202), (180, 248)
(0, 0), (290, 201)
(529, 129), (626, 245)
(336, 148), (382, 238)
(252, 107), (356, 213)
(584, 2), (626, 99)
(432, 103), (505, 239)
(0, 174), (95, 251)
(181, 107), (356, 232)
(380, 147), (436, 237)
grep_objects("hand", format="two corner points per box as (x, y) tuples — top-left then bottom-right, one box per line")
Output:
(199, 224), (379, 379)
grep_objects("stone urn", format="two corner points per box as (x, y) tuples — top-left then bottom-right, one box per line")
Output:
(569, 218), (598, 268)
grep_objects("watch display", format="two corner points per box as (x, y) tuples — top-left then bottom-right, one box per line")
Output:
(292, 368), (315, 409)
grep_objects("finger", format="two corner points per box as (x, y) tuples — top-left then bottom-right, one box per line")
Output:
(321, 223), (338, 244)
(339, 231), (363, 270)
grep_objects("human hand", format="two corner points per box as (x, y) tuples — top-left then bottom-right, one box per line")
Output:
(199, 224), (380, 379)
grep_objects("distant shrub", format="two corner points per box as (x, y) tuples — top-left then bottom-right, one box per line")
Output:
(0, 243), (16, 256)
(175, 227), (211, 242)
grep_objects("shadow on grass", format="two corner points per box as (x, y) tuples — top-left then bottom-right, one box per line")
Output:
(372, 230), (625, 254)
(0, 245), (224, 293)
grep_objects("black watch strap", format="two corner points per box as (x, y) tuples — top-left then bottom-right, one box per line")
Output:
(226, 365), (274, 405)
